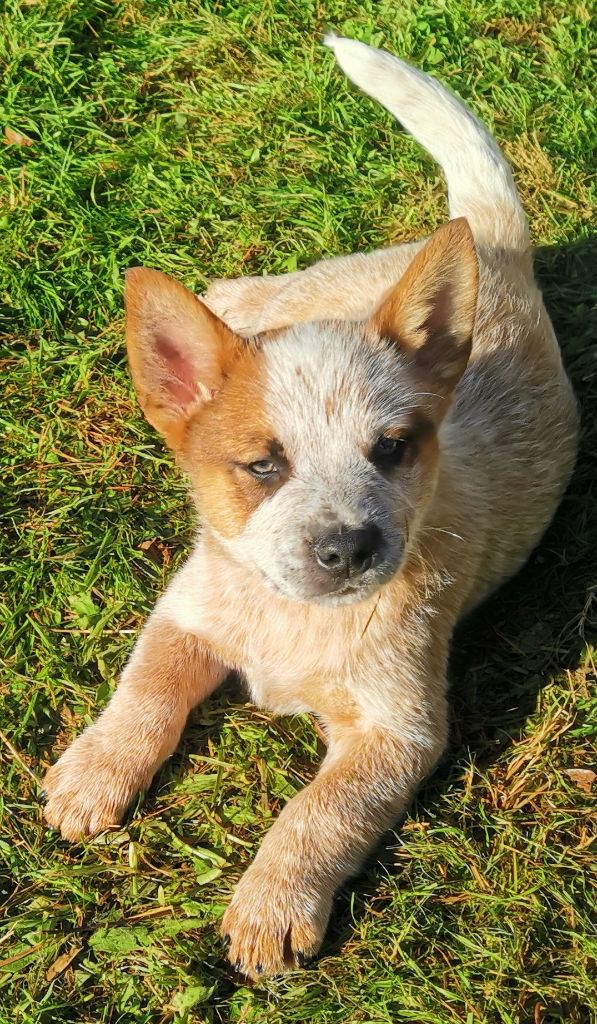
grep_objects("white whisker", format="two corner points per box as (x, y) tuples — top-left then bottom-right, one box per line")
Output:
(421, 526), (465, 542)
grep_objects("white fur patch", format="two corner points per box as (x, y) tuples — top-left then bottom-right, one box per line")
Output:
(217, 321), (433, 603)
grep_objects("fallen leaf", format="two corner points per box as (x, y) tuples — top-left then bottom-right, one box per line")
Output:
(564, 768), (596, 794)
(45, 944), (83, 982)
(4, 126), (33, 148)
(138, 537), (171, 566)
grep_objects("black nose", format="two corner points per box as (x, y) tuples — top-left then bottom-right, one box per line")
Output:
(314, 524), (383, 579)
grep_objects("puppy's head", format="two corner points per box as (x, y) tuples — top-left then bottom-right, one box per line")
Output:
(125, 219), (477, 605)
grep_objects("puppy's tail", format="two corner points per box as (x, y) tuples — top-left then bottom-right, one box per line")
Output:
(325, 34), (529, 253)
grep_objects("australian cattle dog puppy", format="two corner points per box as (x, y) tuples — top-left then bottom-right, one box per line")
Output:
(43, 35), (578, 978)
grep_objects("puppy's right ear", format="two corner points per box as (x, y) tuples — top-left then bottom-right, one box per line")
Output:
(125, 268), (242, 449)
(370, 218), (478, 406)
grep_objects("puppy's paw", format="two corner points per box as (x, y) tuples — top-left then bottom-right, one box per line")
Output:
(203, 276), (282, 335)
(221, 864), (331, 979)
(42, 729), (143, 841)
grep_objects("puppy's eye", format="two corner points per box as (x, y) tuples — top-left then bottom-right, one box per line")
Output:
(246, 459), (278, 479)
(370, 434), (407, 468)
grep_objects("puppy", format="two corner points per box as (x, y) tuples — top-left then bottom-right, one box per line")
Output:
(43, 35), (578, 978)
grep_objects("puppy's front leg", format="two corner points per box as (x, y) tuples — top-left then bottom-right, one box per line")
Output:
(222, 715), (446, 978)
(43, 610), (226, 841)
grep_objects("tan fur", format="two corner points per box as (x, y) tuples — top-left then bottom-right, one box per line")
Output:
(43, 618), (226, 841)
(203, 241), (427, 335)
(127, 269), (287, 535)
(222, 726), (430, 974)
(183, 349), (281, 535)
(125, 266), (242, 449)
(43, 40), (578, 982)
(371, 218), (479, 402)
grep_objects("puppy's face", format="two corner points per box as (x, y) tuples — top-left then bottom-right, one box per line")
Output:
(125, 219), (478, 605)
(184, 325), (438, 603)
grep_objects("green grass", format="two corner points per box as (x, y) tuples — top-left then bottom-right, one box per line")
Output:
(1, 1), (596, 1021)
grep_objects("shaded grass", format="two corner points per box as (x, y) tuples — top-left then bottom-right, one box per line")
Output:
(1, 1), (595, 1022)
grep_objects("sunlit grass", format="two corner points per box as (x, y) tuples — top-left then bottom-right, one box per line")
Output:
(1, 2), (595, 1021)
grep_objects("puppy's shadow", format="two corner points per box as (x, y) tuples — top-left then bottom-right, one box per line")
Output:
(322, 233), (597, 957)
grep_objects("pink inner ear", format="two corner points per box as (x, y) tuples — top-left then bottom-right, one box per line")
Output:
(155, 333), (199, 407)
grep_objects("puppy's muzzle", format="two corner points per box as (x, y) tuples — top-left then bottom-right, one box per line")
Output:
(314, 524), (383, 581)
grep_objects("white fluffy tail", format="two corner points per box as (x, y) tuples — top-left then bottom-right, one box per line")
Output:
(325, 34), (529, 251)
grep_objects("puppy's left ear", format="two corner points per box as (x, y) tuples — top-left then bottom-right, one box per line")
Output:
(370, 218), (478, 402)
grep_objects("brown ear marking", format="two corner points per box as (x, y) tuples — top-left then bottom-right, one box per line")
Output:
(124, 267), (243, 450)
(370, 218), (479, 399)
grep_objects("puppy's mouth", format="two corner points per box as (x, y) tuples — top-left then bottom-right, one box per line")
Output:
(261, 557), (403, 606)
(309, 562), (400, 605)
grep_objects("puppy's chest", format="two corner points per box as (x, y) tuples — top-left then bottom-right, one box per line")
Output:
(202, 586), (373, 719)
(242, 662), (322, 716)
(172, 546), (401, 720)
(218, 612), (358, 717)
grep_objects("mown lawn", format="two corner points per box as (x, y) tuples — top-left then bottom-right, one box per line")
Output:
(1, 2), (595, 1022)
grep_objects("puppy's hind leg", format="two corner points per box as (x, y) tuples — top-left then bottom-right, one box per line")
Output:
(204, 239), (423, 335)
